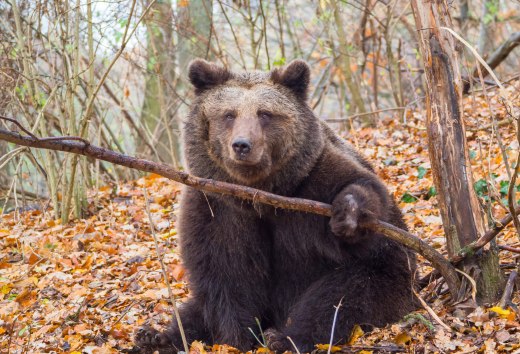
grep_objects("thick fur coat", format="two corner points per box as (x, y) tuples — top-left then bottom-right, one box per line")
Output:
(135, 60), (416, 353)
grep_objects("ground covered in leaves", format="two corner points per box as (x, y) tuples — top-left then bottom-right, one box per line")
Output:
(1, 82), (520, 353)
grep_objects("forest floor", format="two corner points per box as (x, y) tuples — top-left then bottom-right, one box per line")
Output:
(1, 81), (520, 353)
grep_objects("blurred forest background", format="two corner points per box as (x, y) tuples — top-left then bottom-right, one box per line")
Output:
(0, 0), (519, 222)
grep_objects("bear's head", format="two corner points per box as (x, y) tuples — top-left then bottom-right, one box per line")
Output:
(185, 59), (323, 186)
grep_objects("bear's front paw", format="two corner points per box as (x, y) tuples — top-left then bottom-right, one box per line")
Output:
(330, 193), (362, 237)
(134, 325), (177, 353)
(265, 328), (291, 353)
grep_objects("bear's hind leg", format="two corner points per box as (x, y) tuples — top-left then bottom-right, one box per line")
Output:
(267, 265), (414, 353)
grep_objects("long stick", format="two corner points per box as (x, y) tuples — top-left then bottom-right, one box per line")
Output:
(0, 126), (460, 296)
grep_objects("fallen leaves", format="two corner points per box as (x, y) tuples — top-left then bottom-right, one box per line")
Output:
(0, 174), (186, 352)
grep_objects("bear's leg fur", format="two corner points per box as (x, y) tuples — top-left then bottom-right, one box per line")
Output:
(266, 260), (414, 353)
(136, 190), (272, 351)
(135, 299), (209, 353)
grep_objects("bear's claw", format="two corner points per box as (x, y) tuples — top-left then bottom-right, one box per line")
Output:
(134, 325), (177, 354)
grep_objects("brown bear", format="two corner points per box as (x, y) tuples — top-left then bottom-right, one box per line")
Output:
(135, 60), (416, 353)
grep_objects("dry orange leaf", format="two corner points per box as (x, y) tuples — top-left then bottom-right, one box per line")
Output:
(394, 331), (412, 345)
(348, 324), (364, 345)
(172, 264), (185, 281)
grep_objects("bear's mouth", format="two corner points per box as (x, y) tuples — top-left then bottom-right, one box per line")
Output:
(231, 156), (260, 166)
(224, 156), (272, 184)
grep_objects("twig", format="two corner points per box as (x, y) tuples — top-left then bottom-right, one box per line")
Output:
(0, 116), (38, 139)
(413, 289), (451, 332)
(328, 297), (344, 354)
(455, 268), (477, 304)
(499, 245), (520, 254)
(498, 270), (518, 309)
(111, 300), (138, 328)
(325, 108), (406, 123)
(143, 187), (189, 353)
(467, 118), (513, 131)
(286, 336), (301, 354)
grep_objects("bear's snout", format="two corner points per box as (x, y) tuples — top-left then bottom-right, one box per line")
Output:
(231, 137), (252, 156)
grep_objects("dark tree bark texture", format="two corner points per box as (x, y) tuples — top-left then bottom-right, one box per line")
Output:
(411, 0), (503, 303)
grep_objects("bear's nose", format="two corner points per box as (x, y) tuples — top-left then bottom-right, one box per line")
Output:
(232, 138), (252, 155)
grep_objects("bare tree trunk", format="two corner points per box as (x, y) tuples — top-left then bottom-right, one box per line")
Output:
(140, 0), (181, 167)
(478, 0), (497, 55)
(459, 0), (469, 36)
(411, 0), (503, 303)
(329, 0), (368, 121)
(177, 0), (213, 71)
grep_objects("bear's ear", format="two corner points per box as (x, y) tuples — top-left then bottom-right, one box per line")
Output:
(188, 59), (231, 93)
(271, 59), (310, 101)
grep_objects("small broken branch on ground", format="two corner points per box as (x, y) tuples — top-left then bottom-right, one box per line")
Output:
(499, 245), (520, 254)
(0, 122), (460, 297)
(498, 270), (518, 309)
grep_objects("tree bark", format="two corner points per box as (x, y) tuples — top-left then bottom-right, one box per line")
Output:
(411, 0), (503, 303)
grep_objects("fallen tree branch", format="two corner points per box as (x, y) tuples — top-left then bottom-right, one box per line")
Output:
(499, 245), (520, 254)
(498, 270), (518, 309)
(0, 125), (461, 296)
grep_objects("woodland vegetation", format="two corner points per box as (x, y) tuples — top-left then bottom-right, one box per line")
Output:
(1, 0), (520, 352)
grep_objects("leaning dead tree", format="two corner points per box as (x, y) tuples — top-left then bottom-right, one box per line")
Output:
(411, 0), (503, 302)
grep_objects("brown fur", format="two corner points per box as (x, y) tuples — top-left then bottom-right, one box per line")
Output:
(135, 60), (416, 353)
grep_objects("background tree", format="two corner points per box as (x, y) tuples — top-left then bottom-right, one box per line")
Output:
(140, 0), (180, 166)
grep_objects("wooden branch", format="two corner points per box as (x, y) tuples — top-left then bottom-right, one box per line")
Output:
(463, 31), (520, 93)
(475, 31), (520, 78)
(325, 107), (406, 123)
(498, 270), (518, 309)
(499, 245), (520, 254)
(0, 125), (460, 297)
(451, 205), (520, 263)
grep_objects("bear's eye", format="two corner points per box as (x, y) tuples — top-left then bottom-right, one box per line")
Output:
(224, 112), (235, 120)
(258, 111), (272, 121)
